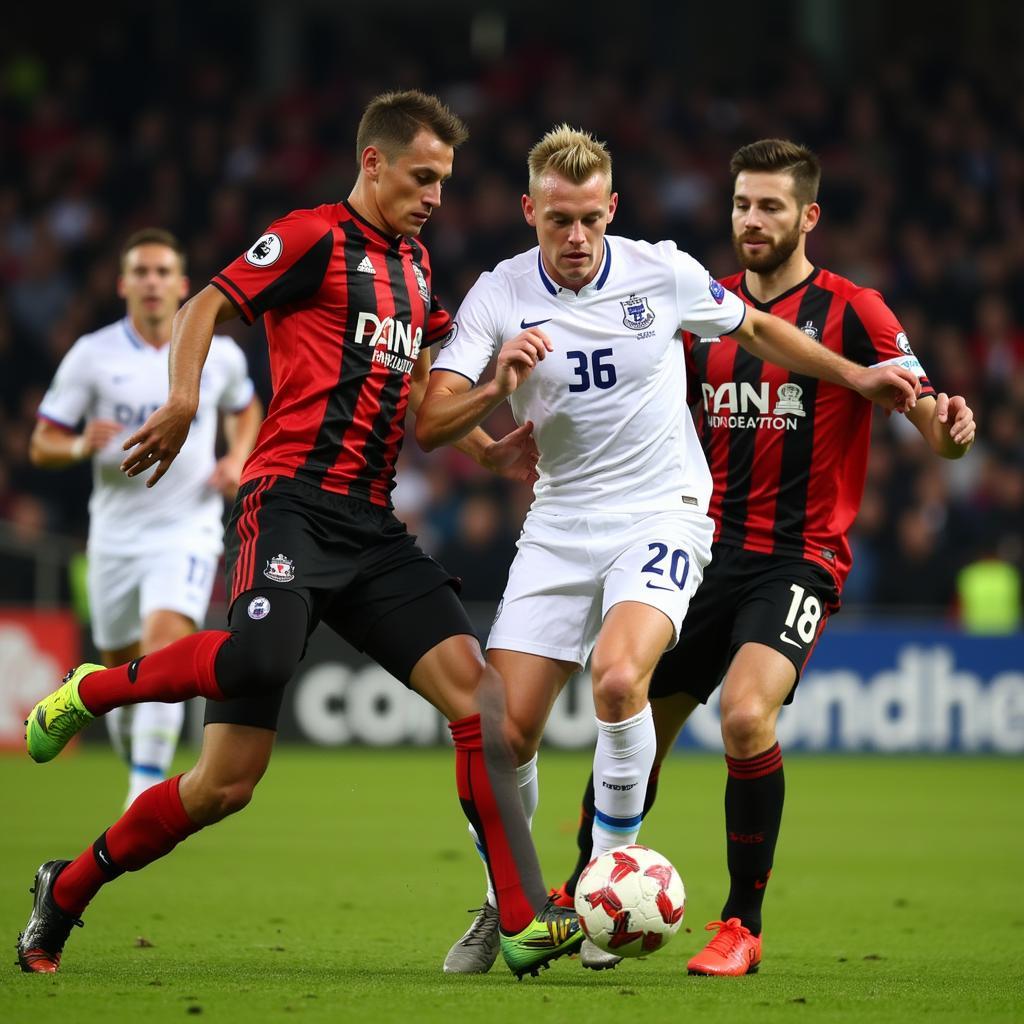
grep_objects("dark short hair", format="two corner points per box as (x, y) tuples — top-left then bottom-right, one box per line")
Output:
(730, 139), (821, 206)
(355, 90), (468, 164)
(120, 228), (187, 273)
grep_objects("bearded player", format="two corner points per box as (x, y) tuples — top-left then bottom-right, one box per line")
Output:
(554, 139), (975, 976)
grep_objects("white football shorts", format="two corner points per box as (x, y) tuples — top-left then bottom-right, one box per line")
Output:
(487, 509), (714, 666)
(87, 543), (221, 651)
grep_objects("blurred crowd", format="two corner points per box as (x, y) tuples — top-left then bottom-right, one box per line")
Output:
(0, 11), (1021, 619)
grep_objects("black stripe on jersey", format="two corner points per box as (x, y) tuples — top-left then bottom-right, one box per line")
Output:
(345, 242), (416, 504)
(715, 344), (768, 548)
(770, 284), (833, 549)
(841, 301), (880, 365)
(213, 273), (254, 324)
(300, 219), (379, 485)
(248, 229), (334, 319)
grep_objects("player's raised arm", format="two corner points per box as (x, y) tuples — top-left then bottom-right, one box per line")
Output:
(729, 307), (920, 413)
(121, 285), (238, 485)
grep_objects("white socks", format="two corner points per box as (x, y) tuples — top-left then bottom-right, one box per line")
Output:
(591, 704), (656, 857)
(117, 702), (186, 807)
(473, 753), (538, 908)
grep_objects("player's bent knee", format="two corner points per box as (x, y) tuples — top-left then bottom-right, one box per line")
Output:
(502, 718), (542, 765)
(591, 663), (645, 720)
(720, 702), (774, 752)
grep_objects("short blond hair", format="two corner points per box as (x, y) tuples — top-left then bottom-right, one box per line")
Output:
(527, 125), (612, 193)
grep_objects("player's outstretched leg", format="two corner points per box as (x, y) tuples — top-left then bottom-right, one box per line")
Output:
(27, 595), (307, 766)
(16, 720), (278, 973)
(15, 773), (203, 971)
(25, 630), (231, 765)
(444, 754), (538, 974)
(16, 861), (81, 973)
(25, 664), (103, 763)
(449, 706), (581, 979)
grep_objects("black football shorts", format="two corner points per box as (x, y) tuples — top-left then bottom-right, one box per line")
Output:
(650, 544), (840, 705)
(205, 475), (475, 731)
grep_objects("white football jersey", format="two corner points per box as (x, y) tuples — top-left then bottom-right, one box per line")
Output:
(432, 237), (746, 513)
(38, 317), (255, 555)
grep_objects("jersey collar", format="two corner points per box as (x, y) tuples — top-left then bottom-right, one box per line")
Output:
(122, 317), (147, 350)
(536, 238), (612, 298)
(341, 200), (404, 247)
(739, 266), (820, 311)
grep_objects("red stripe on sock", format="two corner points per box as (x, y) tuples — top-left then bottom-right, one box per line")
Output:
(53, 776), (201, 917)
(450, 714), (535, 934)
(726, 743), (783, 780)
(78, 631), (230, 716)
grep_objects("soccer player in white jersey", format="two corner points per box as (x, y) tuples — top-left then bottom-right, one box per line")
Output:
(32, 229), (262, 808)
(416, 126), (920, 975)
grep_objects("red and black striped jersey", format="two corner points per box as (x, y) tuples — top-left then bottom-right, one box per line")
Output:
(686, 267), (934, 589)
(212, 201), (453, 507)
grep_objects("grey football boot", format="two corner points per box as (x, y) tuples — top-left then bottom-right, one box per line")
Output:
(443, 903), (500, 973)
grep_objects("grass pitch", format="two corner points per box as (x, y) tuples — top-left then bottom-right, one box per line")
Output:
(1, 747), (1021, 1023)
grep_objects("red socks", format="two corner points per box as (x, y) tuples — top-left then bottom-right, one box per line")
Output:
(53, 775), (202, 917)
(450, 714), (538, 934)
(79, 631), (229, 715)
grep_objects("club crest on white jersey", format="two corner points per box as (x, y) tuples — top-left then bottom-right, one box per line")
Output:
(621, 294), (655, 331)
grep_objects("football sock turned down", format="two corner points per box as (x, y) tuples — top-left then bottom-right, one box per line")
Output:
(52, 775), (202, 917)
(591, 704), (656, 857)
(721, 742), (785, 936)
(563, 762), (662, 897)
(469, 753), (539, 908)
(450, 713), (546, 934)
(78, 632), (229, 714)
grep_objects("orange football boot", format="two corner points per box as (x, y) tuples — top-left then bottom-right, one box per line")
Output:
(548, 884), (575, 909)
(687, 918), (762, 976)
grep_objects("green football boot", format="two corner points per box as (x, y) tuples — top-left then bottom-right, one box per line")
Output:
(25, 664), (103, 763)
(500, 897), (583, 979)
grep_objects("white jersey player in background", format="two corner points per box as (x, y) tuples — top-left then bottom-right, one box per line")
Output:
(32, 228), (262, 809)
(416, 126), (920, 973)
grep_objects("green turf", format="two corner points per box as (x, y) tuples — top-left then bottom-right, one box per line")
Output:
(1, 747), (1021, 1023)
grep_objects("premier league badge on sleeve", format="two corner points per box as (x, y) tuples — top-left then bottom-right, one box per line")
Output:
(263, 554), (295, 582)
(245, 233), (283, 267)
(708, 276), (726, 304)
(621, 294), (655, 331)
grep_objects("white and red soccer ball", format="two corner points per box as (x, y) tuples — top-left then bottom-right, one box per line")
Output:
(574, 845), (686, 957)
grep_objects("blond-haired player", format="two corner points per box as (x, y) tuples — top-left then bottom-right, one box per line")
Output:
(418, 126), (920, 975)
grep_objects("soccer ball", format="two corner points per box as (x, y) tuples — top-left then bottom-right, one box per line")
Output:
(574, 845), (685, 957)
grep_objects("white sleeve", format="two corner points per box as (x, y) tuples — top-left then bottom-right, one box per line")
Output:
(430, 272), (506, 385)
(671, 247), (747, 338)
(214, 337), (256, 412)
(37, 340), (94, 429)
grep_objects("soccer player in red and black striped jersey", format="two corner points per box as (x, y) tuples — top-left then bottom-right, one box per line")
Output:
(19, 90), (566, 976)
(556, 139), (975, 976)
